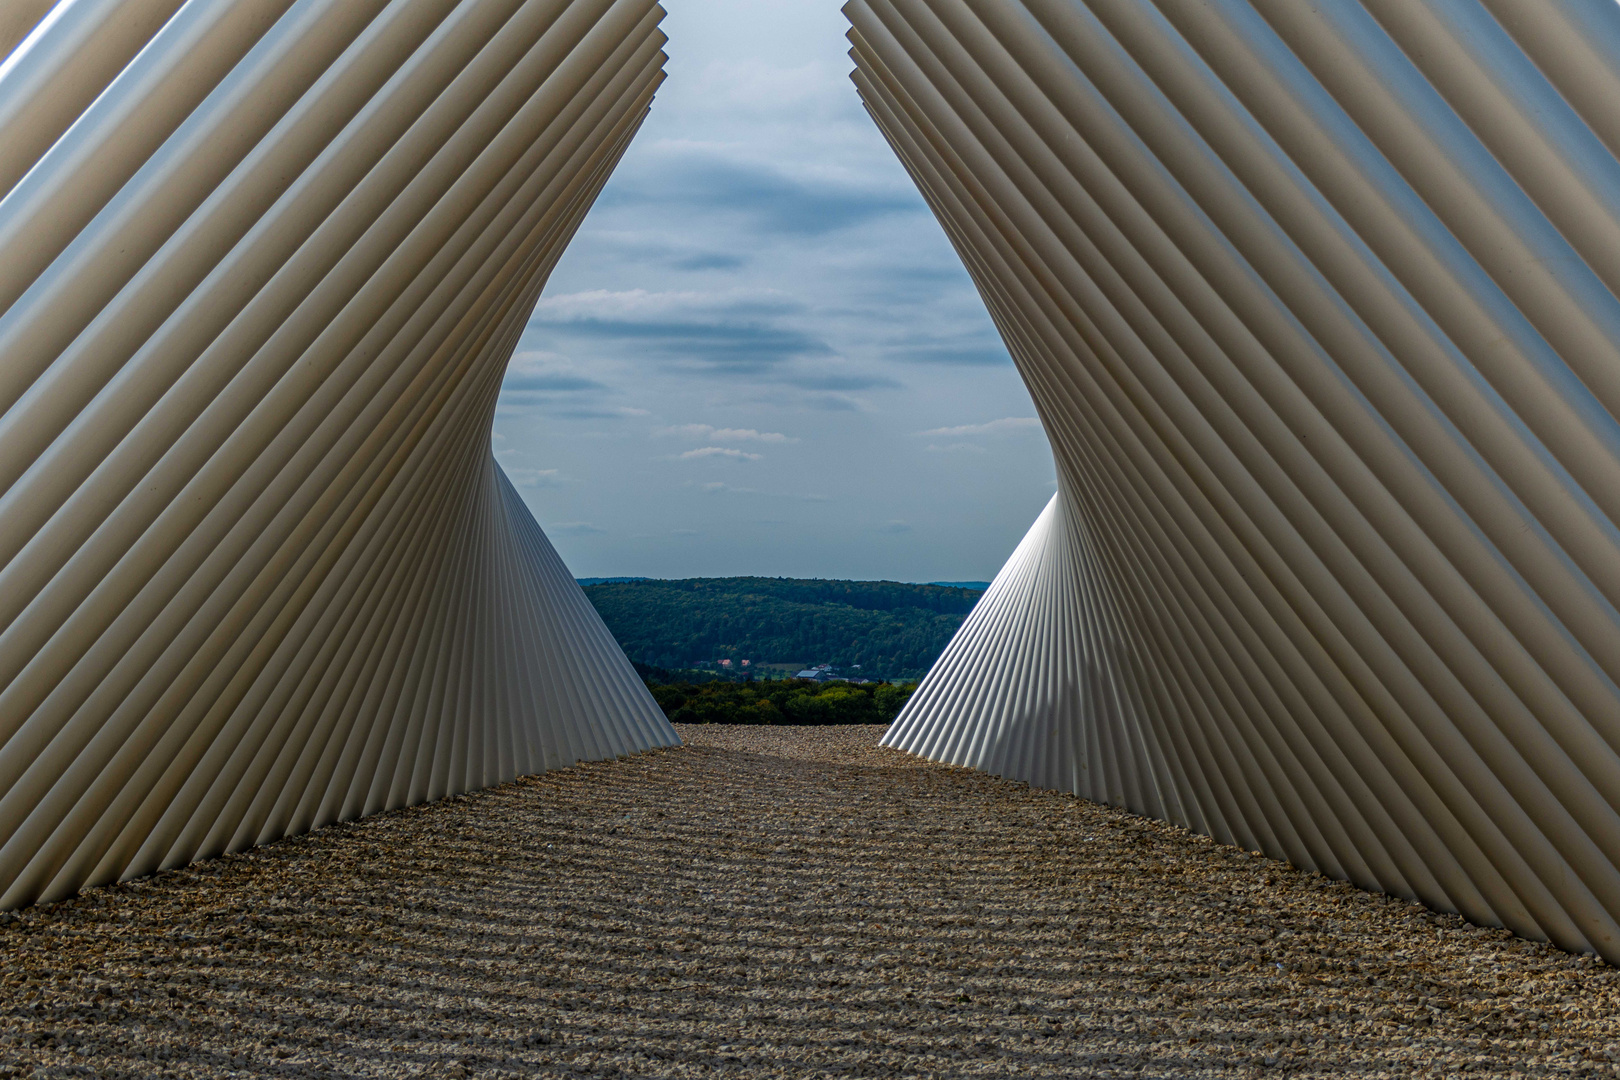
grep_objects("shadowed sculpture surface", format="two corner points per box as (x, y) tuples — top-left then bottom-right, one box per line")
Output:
(0, 0), (678, 910)
(856, 0), (1620, 962)
(13, 0), (1620, 973)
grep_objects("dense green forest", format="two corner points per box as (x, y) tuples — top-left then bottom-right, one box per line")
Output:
(648, 678), (917, 725)
(582, 577), (984, 680)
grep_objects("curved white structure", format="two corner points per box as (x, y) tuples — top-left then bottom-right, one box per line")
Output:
(857, 0), (1620, 960)
(17, 0), (1620, 970)
(0, 0), (677, 909)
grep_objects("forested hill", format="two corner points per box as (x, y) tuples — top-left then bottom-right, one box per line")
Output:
(580, 577), (985, 680)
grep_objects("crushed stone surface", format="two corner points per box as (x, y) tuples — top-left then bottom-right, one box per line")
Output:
(1, 723), (1617, 1078)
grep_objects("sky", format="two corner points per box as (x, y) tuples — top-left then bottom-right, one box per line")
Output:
(491, 0), (1057, 582)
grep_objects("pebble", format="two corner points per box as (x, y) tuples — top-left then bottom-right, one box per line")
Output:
(0, 723), (1615, 1078)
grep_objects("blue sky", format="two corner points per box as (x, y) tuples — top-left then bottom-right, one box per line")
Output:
(492, 0), (1057, 581)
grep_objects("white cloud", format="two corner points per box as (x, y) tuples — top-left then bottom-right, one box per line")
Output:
(500, 352), (606, 395)
(685, 57), (851, 119)
(659, 423), (792, 443)
(679, 446), (762, 460)
(532, 287), (795, 321)
(505, 468), (561, 488)
(694, 481), (829, 502)
(748, 387), (870, 412)
(490, 0), (1059, 579)
(916, 416), (1042, 437)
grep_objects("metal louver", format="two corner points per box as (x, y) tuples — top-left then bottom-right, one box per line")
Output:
(856, 0), (1620, 960)
(0, 0), (678, 909)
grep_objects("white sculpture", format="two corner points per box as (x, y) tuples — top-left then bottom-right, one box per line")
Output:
(13, 0), (1620, 970)
(0, 0), (677, 909)
(856, 0), (1620, 961)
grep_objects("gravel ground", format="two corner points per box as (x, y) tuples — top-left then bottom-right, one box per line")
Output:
(1, 723), (1618, 1079)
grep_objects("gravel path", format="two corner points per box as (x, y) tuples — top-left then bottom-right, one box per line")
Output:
(1, 724), (1617, 1078)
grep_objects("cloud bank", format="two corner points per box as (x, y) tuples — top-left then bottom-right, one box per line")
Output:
(491, 0), (1056, 581)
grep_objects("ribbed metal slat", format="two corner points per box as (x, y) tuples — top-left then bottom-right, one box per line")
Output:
(858, 0), (1620, 960)
(0, 0), (677, 910)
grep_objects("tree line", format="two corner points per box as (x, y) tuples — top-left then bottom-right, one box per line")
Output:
(647, 677), (918, 726)
(583, 576), (984, 680)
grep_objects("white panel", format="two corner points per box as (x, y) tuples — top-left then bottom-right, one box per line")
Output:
(0, 0), (678, 909)
(853, 0), (1620, 960)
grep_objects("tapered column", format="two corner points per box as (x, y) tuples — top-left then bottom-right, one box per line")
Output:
(0, 0), (677, 909)
(856, 0), (1620, 960)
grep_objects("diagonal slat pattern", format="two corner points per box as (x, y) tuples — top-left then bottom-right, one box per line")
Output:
(856, 0), (1620, 960)
(0, 0), (677, 910)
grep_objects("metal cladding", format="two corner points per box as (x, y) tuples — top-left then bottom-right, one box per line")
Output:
(853, 0), (1620, 959)
(0, 0), (678, 909)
